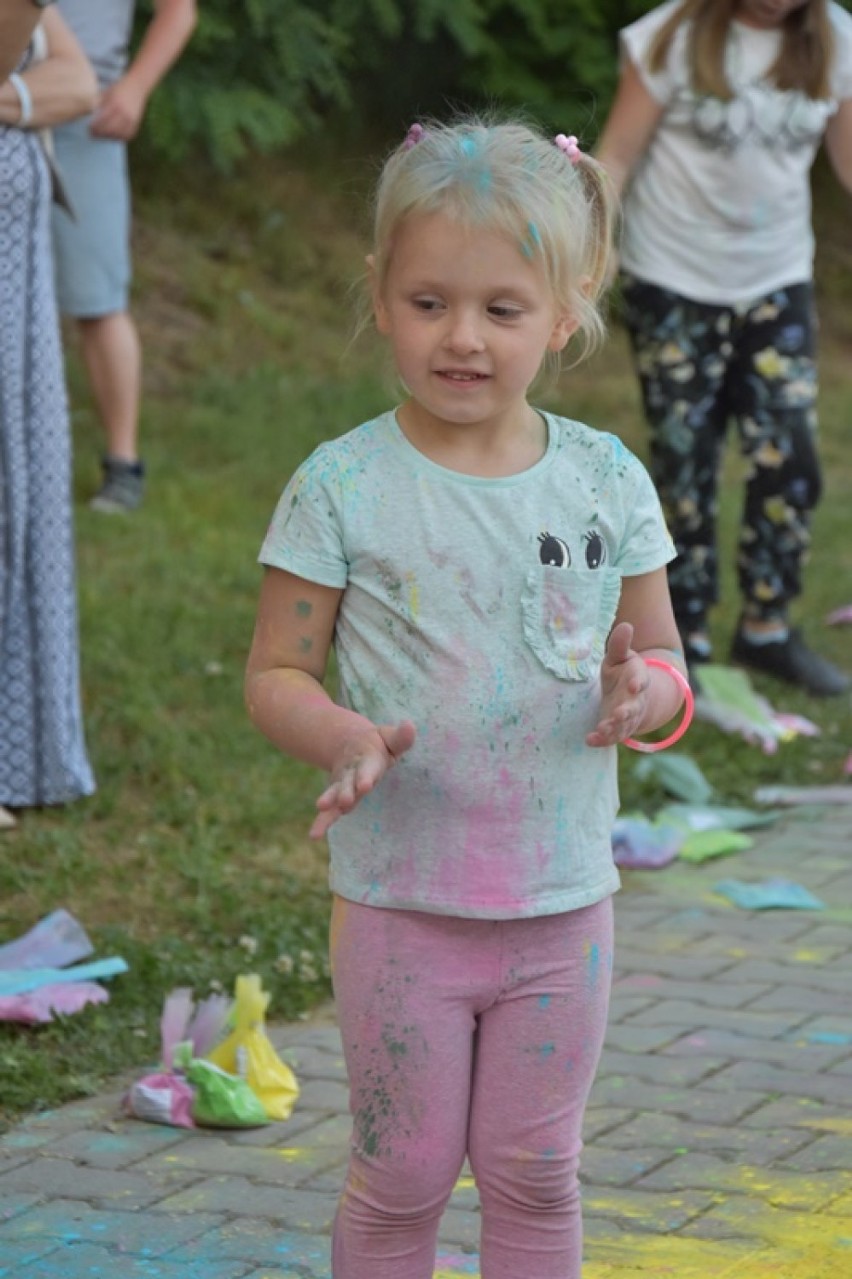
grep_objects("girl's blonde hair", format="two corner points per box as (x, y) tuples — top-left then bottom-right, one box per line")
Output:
(649, 0), (834, 100)
(370, 115), (618, 364)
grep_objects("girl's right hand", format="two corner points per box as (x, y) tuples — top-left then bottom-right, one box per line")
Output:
(310, 720), (416, 839)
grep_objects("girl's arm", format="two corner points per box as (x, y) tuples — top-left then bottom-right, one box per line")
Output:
(586, 568), (687, 749)
(824, 99), (852, 196)
(0, 9), (97, 128)
(245, 567), (415, 838)
(595, 56), (665, 198)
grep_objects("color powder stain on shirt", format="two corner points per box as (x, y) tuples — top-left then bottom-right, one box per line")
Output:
(538, 993), (552, 1010)
(539, 1042), (556, 1060)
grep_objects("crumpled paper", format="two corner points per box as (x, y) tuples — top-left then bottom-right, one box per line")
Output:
(693, 665), (820, 754)
(0, 909), (127, 1024)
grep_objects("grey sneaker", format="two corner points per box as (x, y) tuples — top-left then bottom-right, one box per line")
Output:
(89, 457), (145, 513)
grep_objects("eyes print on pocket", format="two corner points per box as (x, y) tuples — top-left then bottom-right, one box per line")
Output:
(538, 532), (571, 568)
(584, 531), (607, 569)
(538, 530), (607, 570)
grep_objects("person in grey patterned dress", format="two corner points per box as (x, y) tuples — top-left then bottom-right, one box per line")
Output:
(0, 11), (97, 823)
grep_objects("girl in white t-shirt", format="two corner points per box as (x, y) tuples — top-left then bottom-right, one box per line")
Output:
(597, 0), (852, 696)
(246, 116), (692, 1278)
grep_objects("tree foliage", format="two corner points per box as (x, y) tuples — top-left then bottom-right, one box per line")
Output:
(138, 0), (852, 168)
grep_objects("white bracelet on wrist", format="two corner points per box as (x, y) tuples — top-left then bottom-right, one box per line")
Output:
(8, 73), (33, 127)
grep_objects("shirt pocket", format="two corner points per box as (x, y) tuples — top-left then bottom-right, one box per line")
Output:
(520, 565), (622, 682)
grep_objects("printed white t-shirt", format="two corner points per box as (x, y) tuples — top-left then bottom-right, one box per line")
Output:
(619, 0), (852, 304)
(259, 410), (674, 920)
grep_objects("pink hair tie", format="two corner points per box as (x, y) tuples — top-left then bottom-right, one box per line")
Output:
(403, 123), (426, 150)
(554, 133), (582, 165)
(623, 658), (695, 753)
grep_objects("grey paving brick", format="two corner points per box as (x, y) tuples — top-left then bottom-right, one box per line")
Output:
(597, 1048), (725, 1087)
(612, 950), (735, 980)
(723, 960), (852, 994)
(662, 1028), (848, 1068)
(597, 1023), (683, 1053)
(0, 1193), (40, 1222)
(40, 1126), (187, 1170)
(612, 974), (774, 1008)
(639, 1155), (848, 1210)
(133, 1135), (342, 1187)
(595, 1113), (811, 1163)
(290, 1080), (350, 1113)
(168, 1220), (332, 1269)
(582, 1184), (717, 1231)
(780, 1134), (852, 1172)
(588, 1075), (766, 1124)
(156, 1175), (337, 1233)
(579, 1145), (673, 1187)
(0, 1157), (194, 1210)
(9, 1242), (254, 1278)
(275, 1046), (347, 1082)
(0, 1199), (224, 1257)
(623, 1001), (806, 1039)
(741, 984), (852, 1015)
(0, 1238), (60, 1271)
(704, 1061), (852, 1107)
(739, 1096), (844, 1130)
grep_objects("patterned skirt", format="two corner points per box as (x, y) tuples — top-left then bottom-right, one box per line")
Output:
(0, 126), (95, 807)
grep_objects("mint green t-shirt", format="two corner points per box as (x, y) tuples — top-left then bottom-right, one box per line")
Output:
(260, 411), (674, 920)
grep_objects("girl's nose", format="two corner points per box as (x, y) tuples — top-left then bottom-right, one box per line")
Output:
(445, 310), (485, 353)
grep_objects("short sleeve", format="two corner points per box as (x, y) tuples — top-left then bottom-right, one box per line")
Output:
(259, 445), (349, 589)
(829, 3), (852, 100)
(614, 449), (676, 578)
(620, 0), (686, 106)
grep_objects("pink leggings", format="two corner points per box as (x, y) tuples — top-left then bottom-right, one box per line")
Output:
(330, 895), (614, 1278)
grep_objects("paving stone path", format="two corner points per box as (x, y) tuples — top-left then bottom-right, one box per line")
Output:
(2, 802), (851, 1277)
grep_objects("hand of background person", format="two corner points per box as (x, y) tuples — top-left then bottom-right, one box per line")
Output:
(89, 75), (147, 139)
(310, 720), (417, 840)
(586, 622), (650, 749)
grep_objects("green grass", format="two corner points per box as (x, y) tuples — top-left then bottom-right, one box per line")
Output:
(1, 154), (850, 1129)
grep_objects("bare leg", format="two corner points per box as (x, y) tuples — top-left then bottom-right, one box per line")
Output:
(77, 311), (141, 463)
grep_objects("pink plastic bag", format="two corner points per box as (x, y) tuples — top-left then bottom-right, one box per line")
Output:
(124, 987), (232, 1128)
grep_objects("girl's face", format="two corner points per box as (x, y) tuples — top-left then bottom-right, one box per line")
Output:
(373, 211), (575, 440)
(734, 0), (810, 29)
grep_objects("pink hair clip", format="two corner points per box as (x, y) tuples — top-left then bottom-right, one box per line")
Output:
(403, 123), (426, 150)
(554, 133), (582, 166)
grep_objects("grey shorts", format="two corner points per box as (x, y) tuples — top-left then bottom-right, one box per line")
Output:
(51, 115), (131, 317)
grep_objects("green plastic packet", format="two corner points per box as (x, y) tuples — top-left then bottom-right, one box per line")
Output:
(173, 1042), (269, 1128)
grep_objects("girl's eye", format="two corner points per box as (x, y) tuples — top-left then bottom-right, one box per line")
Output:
(489, 305), (522, 320)
(412, 297), (442, 312)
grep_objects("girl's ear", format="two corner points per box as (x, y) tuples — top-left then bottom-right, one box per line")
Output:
(548, 275), (593, 351)
(548, 311), (580, 352)
(366, 253), (390, 335)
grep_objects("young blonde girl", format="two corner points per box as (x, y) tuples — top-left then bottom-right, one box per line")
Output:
(597, 0), (852, 695)
(246, 115), (690, 1279)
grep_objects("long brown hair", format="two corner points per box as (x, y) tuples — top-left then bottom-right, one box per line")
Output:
(648, 0), (834, 100)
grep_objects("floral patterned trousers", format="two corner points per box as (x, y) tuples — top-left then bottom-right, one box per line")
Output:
(621, 276), (821, 635)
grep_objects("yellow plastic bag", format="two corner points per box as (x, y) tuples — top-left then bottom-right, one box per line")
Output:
(207, 974), (299, 1121)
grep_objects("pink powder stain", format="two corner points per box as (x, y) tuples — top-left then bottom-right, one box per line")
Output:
(543, 577), (578, 636)
(455, 762), (530, 910)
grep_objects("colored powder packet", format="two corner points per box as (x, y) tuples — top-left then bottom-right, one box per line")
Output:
(679, 829), (754, 863)
(713, 879), (825, 911)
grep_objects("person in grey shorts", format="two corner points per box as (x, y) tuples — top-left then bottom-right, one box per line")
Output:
(52, 0), (197, 513)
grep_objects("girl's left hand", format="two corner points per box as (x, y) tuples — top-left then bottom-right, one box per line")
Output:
(585, 622), (649, 748)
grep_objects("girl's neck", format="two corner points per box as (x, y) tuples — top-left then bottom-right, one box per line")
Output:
(395, 402), (548, 478)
